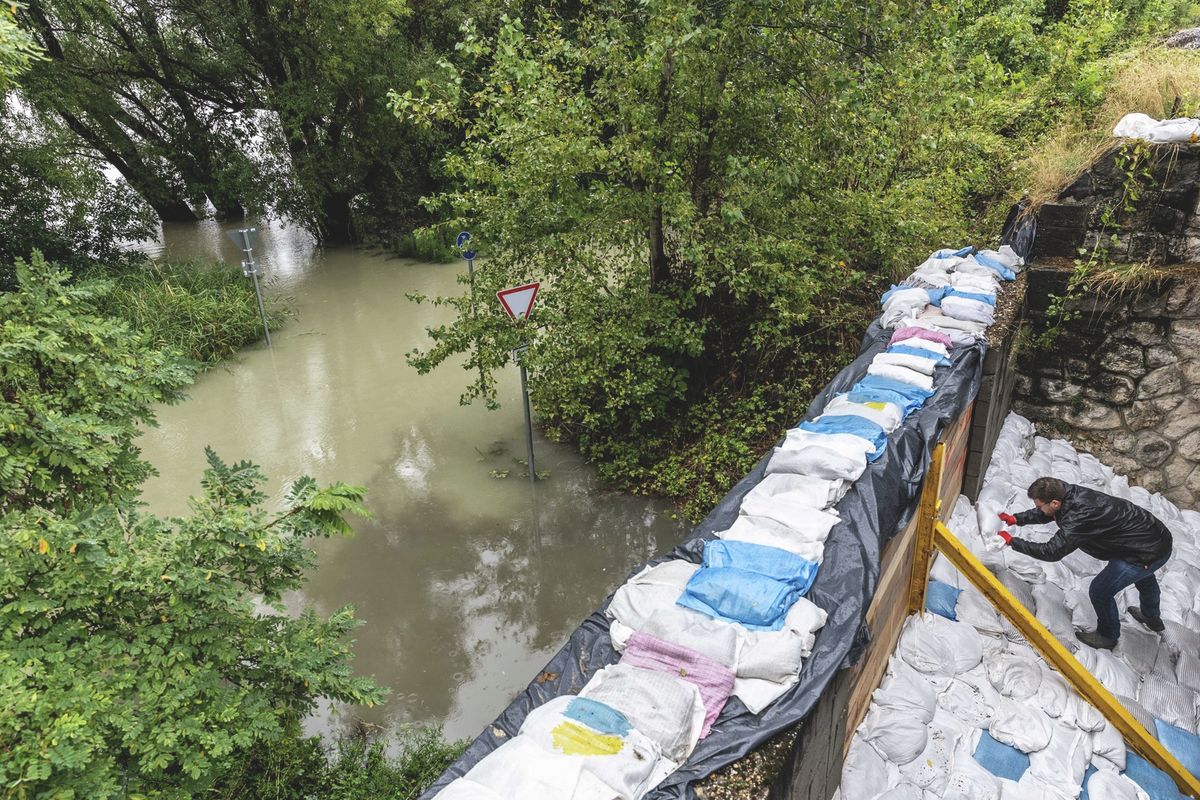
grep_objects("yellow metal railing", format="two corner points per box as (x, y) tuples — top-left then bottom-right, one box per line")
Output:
(910, 443), (1200, 799)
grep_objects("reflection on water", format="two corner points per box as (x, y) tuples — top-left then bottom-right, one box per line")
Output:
(136, 219), (688, 741)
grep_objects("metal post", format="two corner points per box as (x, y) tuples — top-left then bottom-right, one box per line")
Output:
(248, 266), (271, 347)
(518, 357), (536, 483)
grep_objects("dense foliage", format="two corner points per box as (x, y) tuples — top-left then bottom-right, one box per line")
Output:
(396, 0), (1197, 517)
(12, 0), (469, 244)
(0, 451), (382, 798)
(0, 254), (194, 514)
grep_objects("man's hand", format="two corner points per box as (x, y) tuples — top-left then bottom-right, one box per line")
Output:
(998, 512), (1017, 526)
(998, 530), (1012, 546)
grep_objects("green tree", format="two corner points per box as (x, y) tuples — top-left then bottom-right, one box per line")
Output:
(0, 451), (382, 798)
(0, 253), (194, 514)
(0, 2), (41, 86)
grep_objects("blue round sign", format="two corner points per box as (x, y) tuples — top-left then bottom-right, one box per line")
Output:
(456, 231), (471, 249)
(462, 250), (476, 261)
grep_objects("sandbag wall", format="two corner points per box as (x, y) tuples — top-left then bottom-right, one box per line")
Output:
(421, 243), (1027, 800)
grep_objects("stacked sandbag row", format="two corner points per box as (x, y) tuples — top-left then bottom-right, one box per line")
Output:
(844, 412), (1200, 800)
(435, 245), (1023, 799)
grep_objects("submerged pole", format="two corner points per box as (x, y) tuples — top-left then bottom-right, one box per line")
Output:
(518, 353), (536, 483)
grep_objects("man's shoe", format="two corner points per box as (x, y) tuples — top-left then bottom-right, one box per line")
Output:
(1129, 606), (1165, 632)
(1076, 630), (1118, 650)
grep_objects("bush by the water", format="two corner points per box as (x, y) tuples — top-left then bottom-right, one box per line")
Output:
(214, 724), (468, 800)
(95, 260), (290, 365)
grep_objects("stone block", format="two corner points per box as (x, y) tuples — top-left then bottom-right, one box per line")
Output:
(1063, 399), (1123, 431)
(1166, 487), (1195, 509)
(1136, 365), (1184, 400)
(1171, 319), (1200, 352)
(1162, 401), (1200, 439)
(1134, 431), (1175, 468)
(1034, 204), (1090, 257)
(1180, 429), (1200, 462)
(1015, 372), (1034, 399)
(1099, 338), (1146, 377)
(1187, 466), (1200, 496)
(1146, 344), (1180, 368)
(1123, 400), (1166, 431)
(1112, 432), (1137, 454)
(1124, 320), (1168, 346)
(1163, 456), (1196, 488)
(1042, 376), (1082, 403)
(1084, 372), (1137, 405)
(1138, 470), (1167, 494)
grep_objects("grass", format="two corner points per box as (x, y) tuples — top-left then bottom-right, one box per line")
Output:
(94, 260), (292, 366)
(392, 226), (461, 263)
(1025, 46), (1200, 207)
(213, 724), (468, 800)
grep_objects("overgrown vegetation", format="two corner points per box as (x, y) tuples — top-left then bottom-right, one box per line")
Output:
(395, 0), (1200, 519)
(94, 260), (290, 365)
(0, 257), (463, 798)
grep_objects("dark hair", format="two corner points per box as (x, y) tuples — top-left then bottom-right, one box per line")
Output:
(1028, 477), (1067, 503)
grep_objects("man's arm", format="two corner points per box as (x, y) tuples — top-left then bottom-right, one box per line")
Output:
(1013, 507), (1052, 526)
(1009, 530), (1077, 562)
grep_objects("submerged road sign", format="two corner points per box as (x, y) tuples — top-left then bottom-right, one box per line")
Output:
(496, 282), (540, 321)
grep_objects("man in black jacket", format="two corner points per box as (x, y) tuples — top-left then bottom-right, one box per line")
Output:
(997, 476), (1172, 650)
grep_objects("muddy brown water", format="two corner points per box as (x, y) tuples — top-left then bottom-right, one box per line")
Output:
(135, 219), (689, 742)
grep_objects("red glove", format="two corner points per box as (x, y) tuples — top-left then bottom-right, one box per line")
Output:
(998, 530), (1013, 546)
(998, 512), (1017, 526)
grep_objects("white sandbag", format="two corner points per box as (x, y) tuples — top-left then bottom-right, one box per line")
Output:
(955, 585), (1006, 637)
(989, 697), (1054, 753)
(873, 783), (925, 800)
(738, 493), (841, 541)
(1033, 582), (1079, 651)
(1028, 722), (1093, 797)
(1004, 550), (1048, 584)
(841, 736), (890, 800)
(1034, 669), (1073, 719)
(718, 514), (827, 563)
(823, 395), (903, 433)
(882, 288), (934, 327)
(1091, 718), (1126, 771)
(1113, 112), (1200, 143)
(742, 472), (847, 510)
(519, 696), (668, 798)
(897, 614), (983, 677)
(893, 337), (950, 359)
(460, 737), (622, 800)
(435, 779), (504, 800)
(765, 444), (867, 482)
(780, 428), (875, 458)
(872, 351), (936, 376)
(1066, 588), (1099, 632)
(1076, 648), (1141, 699)
(1085, 770), (1150, 800)
(606, 560), (700, 632)
(860, 702), (928, 765)
(930, 552), (962, 588)
(941, 296), (996, 326)
(638, 605), (741, 668)
(866, 361), (935, 392)
(951, 495), (981, 539)
(737, 597), (827, 683)
(580, 663), (705, 764)
(1137, 675), (1199, 732)
(939, 675), (996, 728)
(897, 722), (956, 792)
(874, 658), (937, 723)
(986, 653), (1043, 700)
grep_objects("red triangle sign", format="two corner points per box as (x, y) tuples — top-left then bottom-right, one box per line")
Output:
(497, 282), (540, 320)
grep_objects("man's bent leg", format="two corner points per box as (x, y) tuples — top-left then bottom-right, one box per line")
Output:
(1132, 552), (1170, 624)
(1089, 559), (1147, 641)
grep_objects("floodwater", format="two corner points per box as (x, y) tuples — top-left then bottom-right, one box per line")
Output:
(136, 219), (688, 742)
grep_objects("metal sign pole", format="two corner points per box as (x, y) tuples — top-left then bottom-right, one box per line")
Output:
(516, 346), (536, 483)
(229, 227), (271, 347)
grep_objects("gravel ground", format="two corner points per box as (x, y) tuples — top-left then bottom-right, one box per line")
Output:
(693, 729), (797, 800)
(985, 269), (1028, 348)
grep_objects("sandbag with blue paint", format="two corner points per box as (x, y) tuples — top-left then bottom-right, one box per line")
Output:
(703, 539), (820, 595)
(800, 414), (888, 461)
(677, 566), (800, 631)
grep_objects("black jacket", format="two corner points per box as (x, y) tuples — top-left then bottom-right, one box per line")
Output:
(1011, 483), (1172, 566)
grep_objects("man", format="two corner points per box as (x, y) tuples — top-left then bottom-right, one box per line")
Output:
(997, 476), (1172, 650)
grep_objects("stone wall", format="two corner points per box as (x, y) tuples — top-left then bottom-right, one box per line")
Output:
(1014, 266), (1200, 506)
(1034, 143), (1200, 265)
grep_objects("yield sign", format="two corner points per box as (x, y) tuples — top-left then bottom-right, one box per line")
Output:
(497, 282), (540, 321)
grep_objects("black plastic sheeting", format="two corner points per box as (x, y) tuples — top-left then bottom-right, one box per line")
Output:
(422, 220), (1036, 800)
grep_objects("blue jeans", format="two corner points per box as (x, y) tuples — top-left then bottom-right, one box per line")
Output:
(1089, 552), (1171, 640)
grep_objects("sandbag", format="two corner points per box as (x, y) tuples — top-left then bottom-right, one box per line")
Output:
(764, 444), (867, 482)
(580, 664), (706, 764)
(897, 722), (956, 792)
(458, 736), (624, 800)
(986, 653), (1043, 701)
(874, 658), (937, 724)
(860, 702), (929, 765)
(989, 697), (1053, 753)
(1085, 770), (1150, 800)
(1027, 722), (1093, 797)
(738, 494), (841, 542)
(1137, 675), (1199, 732)
(1076, 648), (1141, 699)
(741, 472), (846, 510)
(841, 736), (890, 799)
(898, 614), (983, 677)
